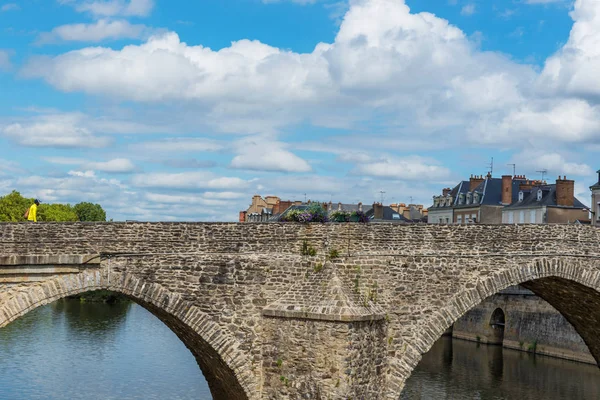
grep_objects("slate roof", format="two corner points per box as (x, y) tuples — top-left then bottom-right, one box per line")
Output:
(504, 184), (587, 210)
(364, 206), (411, 222)
(591, 170), (600, 190)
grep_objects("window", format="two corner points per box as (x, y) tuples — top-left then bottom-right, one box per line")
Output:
(519, 211), (525, 223)
(457, 215), (463, 224)
(439, 218), (443, 224)
(518, 191), (524, 202)
(508, 212), (514, 224)
(537, 190), (543, 201)
(466, 193), (472, 205)
(445, 218), (450, 224)
(530, 210), (536, 224)
(471, 214), (477, 223)
(473, 193), (479, 204)
(459, 194), (464, 205)
(392, 213), (401, 220)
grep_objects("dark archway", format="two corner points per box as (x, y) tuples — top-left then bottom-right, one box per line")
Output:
(489, 308), (506, 345)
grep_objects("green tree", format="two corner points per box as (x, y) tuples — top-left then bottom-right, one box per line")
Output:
(38, 203), (79, 222)
(73, 202), (107, 221)
(0, 191), (32, 222)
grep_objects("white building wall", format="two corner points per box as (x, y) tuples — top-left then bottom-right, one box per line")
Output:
(502, 207), (545, 224)
(427, 209), (454, 224)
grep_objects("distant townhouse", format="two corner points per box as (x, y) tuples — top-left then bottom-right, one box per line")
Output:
(591, 170), (600, 227)
(429, 173), (526, 224)
(239, 195), (300, 222)
(502, 176), (589, 224)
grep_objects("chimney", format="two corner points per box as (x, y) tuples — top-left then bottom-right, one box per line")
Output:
(338, 202), (342, 211)
(327, 201), (332, 212)
(239, 211), (247, 223)
(442, 188), (452, 196)
(556, 176), (575, 207)
(358, 202), (363, 212)
(373, 202), (383, 219)
(519, 180), (534, 191)
(502, 175), (512, 205)
(470, 174), (485, 191)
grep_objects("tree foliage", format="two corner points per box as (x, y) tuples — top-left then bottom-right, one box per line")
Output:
(73, 202), (107, 222)
(0, 191), (107, 222)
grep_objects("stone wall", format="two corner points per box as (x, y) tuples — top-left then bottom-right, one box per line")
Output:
(1, 222), (600, 399)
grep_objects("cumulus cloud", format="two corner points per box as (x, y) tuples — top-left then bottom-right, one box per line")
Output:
(352, 156), (451, 180)
(60, 0), (154, 18)
(37, 19), (153, 44)
(130, 171), (250, 190)
(85, 158), (136, 173)
(1, 114), (112, 148)
(510, 150), (593, 177)
(23, 0), (587, 149)
(539, 0), (600, 102)
(132, 137), (224, 153)
(230, 138), (312, 173)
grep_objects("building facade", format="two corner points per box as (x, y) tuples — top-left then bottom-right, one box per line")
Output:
(591, 170), (600, 227)
(502, 176), (589, 224)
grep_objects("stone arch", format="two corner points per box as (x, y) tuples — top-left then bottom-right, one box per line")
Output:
(0, 269), (259, 400)
(391, 257), (600, 399)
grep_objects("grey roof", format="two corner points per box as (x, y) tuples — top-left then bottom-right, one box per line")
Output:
(365, 206), (411, 222)
(504, 184), (587, 210)
(591, 170), (600, 190)
(331, 203), (373, 213)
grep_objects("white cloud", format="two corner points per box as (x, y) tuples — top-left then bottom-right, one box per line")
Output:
(0, 3), (19, 12)
(85, 158), (136, 173)
(460, 4), (476, 16)
(0, 50), (11, 70)
(132, 137), (224, 153)
(539, 0), (600, 100)
(60, 0), (154, 17)
(353, 156), (451, 180)
(20, 0), (600, 153)
(130, 171), (250, 190)
(230, 138), (312, 173)
(1, 114), (112, 148)
(510, 150), (593, 177)
(37, 19), (152, 44)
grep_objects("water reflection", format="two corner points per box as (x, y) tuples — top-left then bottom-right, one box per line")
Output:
(402, 336), (600, 400)
(0, 298), (212, 400)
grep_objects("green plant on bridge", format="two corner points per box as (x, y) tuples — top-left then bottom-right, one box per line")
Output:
(313, 262), (323, 273)
(300, 240), (317, 256)
(328, 248), (340, 259)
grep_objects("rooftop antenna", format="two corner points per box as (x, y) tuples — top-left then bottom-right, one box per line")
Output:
(379, 191), (386, 204)
(488, 157), (494, 176)
(409, 196), (414, 204)
(303, 193), (307, 203)
(536, 169), (548, 182)
(507, 163), (516, 176)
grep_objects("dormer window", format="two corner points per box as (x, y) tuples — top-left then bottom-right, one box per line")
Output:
(466, 193), (472, 205)
(459, 194), (465, 205)
(518, 191), (524, 202)
(536, 189), (543, 201)
(473, 193), (479, 204)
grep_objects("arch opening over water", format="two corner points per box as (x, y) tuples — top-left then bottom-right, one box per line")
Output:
(0, 272), (256, 400)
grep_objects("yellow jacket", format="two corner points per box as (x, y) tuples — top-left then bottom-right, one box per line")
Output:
(27, 204), (37, 222)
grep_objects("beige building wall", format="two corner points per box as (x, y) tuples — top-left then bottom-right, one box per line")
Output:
(547, 207), (589, 224)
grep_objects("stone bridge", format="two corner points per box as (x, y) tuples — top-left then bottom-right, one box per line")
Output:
(1, 222), (599, 399)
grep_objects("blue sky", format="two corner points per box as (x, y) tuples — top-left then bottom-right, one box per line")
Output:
(1, 0), (599, 221)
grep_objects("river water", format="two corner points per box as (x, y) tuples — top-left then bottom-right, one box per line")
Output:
(0, 299), (212, 400)
(402, 335), (600, 399)
(1, 299), (600, 400)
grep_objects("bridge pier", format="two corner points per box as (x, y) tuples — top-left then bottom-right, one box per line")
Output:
(261, 268), (388, 399)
